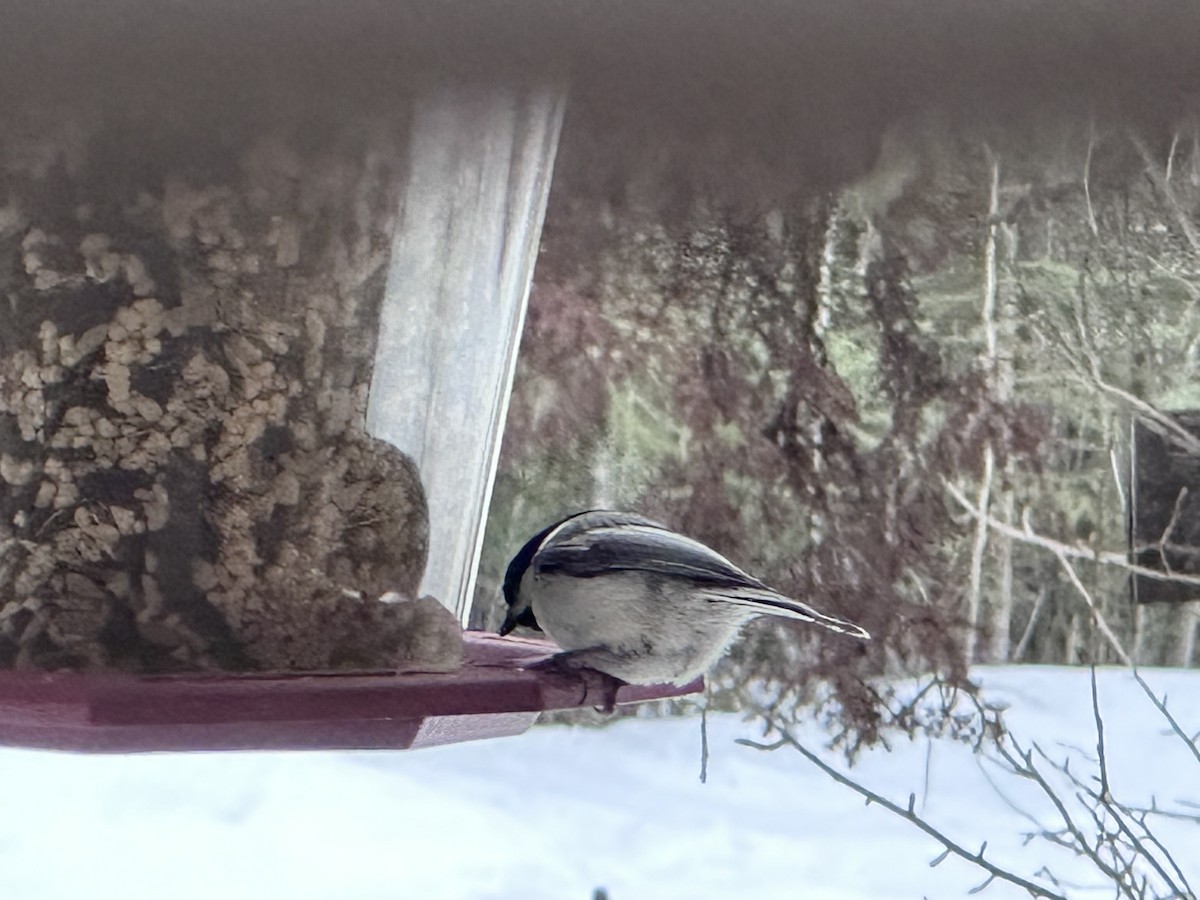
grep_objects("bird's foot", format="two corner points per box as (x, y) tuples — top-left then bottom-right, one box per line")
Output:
(527, 651), (626, 713)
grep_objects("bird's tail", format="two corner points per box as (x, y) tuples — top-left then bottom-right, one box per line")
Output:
(700, 588), (870, 639)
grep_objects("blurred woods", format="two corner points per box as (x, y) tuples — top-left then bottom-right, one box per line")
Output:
(474, 100), (1200, 747)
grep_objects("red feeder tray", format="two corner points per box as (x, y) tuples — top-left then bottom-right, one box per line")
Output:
(0, 632), (701, 753)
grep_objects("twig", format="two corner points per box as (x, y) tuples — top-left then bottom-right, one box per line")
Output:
(1089, 667), (1110, 802)
(1132, 540), (1200, 562)
(737, 731), (1068, 900)
(1157, 487), (1190, 575)
(1013, 584), (1049, 663)
(1132, 670), (1200, 768)
(975, 754), (1056, 836)
(993, 690), (1198, 900)
(957, 473), (1158, 668)
(945, 480), (1200, 589)
(977, 524), (1196, 895)
(921, 736), (934, 815)
(949, 478), (1200, 767)
(1052, 695), (1194, 900)
(1135, 821), (1196, 899)
(1047, 542), (1131, 665)
(1124, 802), (1200, 825)
(1008, 738), (1136, 897)
(1067, 373), (1200, 456)
(974, 501), (1200, 897)
(1054, 275), (1200, 455)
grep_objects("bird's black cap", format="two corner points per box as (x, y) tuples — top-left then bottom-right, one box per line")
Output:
(499, 517), (567, 634)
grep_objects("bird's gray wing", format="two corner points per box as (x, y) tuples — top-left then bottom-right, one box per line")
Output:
(535, 520), (767, 590)
(537, 516), (871, 639)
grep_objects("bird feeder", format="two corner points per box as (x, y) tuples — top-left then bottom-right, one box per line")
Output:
(0, 3), (697, 750)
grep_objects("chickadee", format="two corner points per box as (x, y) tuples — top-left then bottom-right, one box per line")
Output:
(499, 510), (869, 686)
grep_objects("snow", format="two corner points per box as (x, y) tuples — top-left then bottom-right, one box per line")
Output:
(0, 666), (1196, 899)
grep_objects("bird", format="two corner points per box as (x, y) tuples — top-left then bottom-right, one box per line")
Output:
(499, 510), (870, 687)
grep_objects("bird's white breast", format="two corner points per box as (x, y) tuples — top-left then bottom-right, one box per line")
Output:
(522, 568), (752, 684)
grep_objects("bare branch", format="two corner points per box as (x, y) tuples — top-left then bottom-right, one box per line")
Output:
(952, 480), (1200, 761)
(975, 754), (1058, 836)
(737, 730), (1068, 900)
(950, 498), (1197, 896)
(945, 480), (1200, 590)
(949, 478), (1200, 769)
(1066, 373), (1200, 456)
(1004, 737), (1138, 897)
(1059, 685), (1194, 900)
(1132, 541), (1200, 563)
(1052, 270), (1200, 455)
(1013, 585), (1049, 663)
(1123, 803), (1200, 825)
(1089, 667), (1110, 803)
(1157, 487), (1190, 575)
(1047, 541), (1131, 665)
(1131, 670), (1200, 769)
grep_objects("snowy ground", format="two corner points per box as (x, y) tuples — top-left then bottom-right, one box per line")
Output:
(0, 666), (1196, 900)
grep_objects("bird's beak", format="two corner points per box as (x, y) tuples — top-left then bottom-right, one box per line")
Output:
(499, 609), (519, 637)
